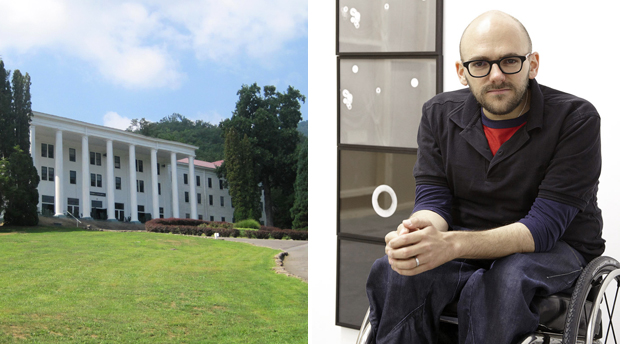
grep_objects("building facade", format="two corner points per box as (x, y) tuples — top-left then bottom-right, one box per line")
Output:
(31, 111), (264, 223)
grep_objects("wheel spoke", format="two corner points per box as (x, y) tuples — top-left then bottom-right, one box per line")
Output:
(602, 281), (619, 344)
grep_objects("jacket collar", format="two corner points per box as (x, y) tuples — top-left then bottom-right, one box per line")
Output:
(449, 78), (544, 131)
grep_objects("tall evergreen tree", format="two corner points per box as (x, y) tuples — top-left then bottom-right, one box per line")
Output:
(12, 70), (33, 152)
(222, 129), (262, 222)
(2, 146), (39, 226)
(0, 61), (12, 158)
(0, 60), (39, 225)
(291, 137), (308, 230)
(219, 83), (305, 227)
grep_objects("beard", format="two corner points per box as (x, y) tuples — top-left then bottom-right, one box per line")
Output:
(469, 73), (530, 116)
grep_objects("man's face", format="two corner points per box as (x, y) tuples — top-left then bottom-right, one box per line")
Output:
(456, 15), (538, 117)
(466, 59), (530, 116)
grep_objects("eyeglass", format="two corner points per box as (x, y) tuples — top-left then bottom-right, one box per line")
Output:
(462, 53), (532, 78)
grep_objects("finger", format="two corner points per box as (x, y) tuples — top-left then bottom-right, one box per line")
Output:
(385, 230), (398, 245)
(387, 229), (425, 251)
(408, 216), (432, 229)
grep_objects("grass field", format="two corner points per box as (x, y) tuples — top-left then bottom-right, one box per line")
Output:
(0, 227), (307, 343)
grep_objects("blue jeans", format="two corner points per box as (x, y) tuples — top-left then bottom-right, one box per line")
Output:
(366, 241), (587, 344)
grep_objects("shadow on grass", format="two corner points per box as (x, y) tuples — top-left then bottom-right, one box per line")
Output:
(0, 226), (92, 234)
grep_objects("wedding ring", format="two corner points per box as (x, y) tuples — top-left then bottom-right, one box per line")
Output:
(415, 257), (420, 268)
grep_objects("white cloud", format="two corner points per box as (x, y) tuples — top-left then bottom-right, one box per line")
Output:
(0, 0), (307, 89)
(103, 111), (133, 130)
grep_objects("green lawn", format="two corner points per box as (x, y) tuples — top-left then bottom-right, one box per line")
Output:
(0, 227), (307, 343)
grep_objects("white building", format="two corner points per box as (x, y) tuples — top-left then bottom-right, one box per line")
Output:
(30, 111), (264, 223)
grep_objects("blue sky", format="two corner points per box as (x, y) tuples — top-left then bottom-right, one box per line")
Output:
(0, 0), (308, 130)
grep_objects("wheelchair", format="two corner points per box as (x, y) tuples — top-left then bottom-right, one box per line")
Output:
(356, 256), (620, 344)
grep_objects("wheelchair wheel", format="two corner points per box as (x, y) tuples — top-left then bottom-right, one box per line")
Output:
(563, 256), (620, 344)
(356, 307), (374, 344)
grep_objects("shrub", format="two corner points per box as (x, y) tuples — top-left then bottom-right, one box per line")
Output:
(234, 219), (261, 230)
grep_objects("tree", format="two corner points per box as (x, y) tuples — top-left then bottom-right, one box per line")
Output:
(12, 70), (33, 152)
(219, 83), (305, 227)
(127, 113), (225, 162)
(0, 60), (39, 225)
(0, 60), (12, 158)
(2, 146), (39, 226)
(223, 129), (262, 222)
(291, 137), (308, 230)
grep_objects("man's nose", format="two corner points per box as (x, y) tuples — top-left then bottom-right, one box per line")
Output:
(488, 62), (506, 83)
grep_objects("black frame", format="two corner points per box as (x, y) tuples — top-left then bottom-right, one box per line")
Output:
(335, 0), (444, 329)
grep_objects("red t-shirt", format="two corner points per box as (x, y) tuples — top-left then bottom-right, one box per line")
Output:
(481, 109), (528, 155)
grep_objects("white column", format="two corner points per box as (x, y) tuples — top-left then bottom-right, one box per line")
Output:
(81, 135), (92, 219)
(30, 125), (38, 213)
(54, 130), (64, 217)
(170, 152), (179, 218)
(188, 156), (197, 219)
(150, 149), (159, 220)
(30, 125), (36, 164)
(106, 140), (116, 221)
(129, 144), (139, 223)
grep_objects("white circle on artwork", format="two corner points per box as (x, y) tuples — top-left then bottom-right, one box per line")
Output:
(372, 185), (397, 218)
(384, 4), (389, 10)
(411, 78), (419, 88)
(376, 87), (381, 94)
(352, 65), (359, 73)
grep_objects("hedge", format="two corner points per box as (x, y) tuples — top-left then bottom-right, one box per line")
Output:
(145, 218), (307, 240)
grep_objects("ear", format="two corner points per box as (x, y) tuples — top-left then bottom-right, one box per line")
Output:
(528, 52), (540, 79)
(456, 60), (468, 86)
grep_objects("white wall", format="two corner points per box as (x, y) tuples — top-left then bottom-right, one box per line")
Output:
(309, 1), (620, 343)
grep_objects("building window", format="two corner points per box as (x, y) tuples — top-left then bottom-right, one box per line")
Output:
(159, 207), (164, 219)
(220, 196), (224, 207)
(115, 156), (121, 169)
(197, 193), (202, 204)
(48, 167), (55, 181)
(219, 179), (224, 189)
(185, 192), (189, 202)
(41, 143), (48, 158)
(209, 195), (213, 206)
(137, 180), (144, 193)
(198, 215), (203, 220)
(70, 170), (76, 184)
(41, 166), (47, 181)
(92, 200), (103, 208)
(158, 183), (161, 195)
(135, 159), (143, 172)
(67, 198), (80, 218)
(221, 217), (225, 222)
(69, 148), (76, 162)
(157, 163), (160, 175)
(116, 177), (121, 190)
(196, 176), (201, 186)
(208, 178), (212, 188)
(90, 152), (101, 166)
(91, 173), (102, 187)
(184, 173), (188, 185)
(210, 216), (214, 221)
(185, 213), (190, 219)
(138, 205), (145, 212)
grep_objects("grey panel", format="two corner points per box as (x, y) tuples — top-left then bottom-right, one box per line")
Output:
(339, 58), (435, 148)
(338, 0), (436, 53)
(339, 150), (417, 239)
(337, 239), (386, 327)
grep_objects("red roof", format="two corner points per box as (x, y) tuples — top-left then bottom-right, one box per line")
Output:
(177, 158), (222, 169)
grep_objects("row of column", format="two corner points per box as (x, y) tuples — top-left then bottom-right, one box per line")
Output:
(30, 126), (197, 221)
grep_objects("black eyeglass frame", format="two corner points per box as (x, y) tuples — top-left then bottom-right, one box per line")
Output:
(462, 52), (533, 78)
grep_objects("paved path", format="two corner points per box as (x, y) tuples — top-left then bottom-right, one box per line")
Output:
(221, 238), (308, 282)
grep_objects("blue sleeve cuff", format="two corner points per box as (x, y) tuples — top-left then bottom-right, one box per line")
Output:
(412, 184), (453, 227)
(518, 197), (579, 252)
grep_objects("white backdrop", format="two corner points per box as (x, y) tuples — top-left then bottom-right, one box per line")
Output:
(309, 1), (620, 343)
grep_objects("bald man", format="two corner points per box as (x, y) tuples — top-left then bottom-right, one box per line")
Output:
(365, 11), (604, 343)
